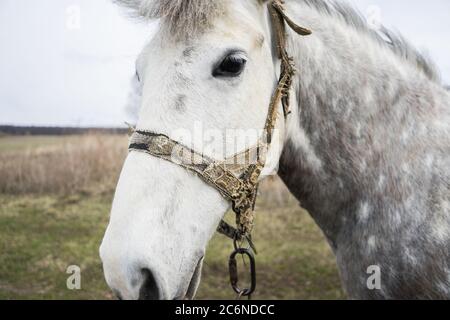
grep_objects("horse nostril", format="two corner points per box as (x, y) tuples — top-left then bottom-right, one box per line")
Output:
(139, 268), (160, 300)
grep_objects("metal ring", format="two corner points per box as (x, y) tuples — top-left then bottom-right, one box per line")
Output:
(228, 248), (256, 297)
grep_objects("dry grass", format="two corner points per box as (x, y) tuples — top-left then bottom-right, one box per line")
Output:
(0, 134), (128, 195)
(0, 134), (300, 201)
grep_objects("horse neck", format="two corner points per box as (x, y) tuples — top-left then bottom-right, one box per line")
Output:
(277, 2), (448, 246)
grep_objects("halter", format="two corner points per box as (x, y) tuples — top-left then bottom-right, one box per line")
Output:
(128, 0), (311, 298)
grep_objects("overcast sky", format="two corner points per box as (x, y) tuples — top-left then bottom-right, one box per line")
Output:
(0, 0), (449, 127)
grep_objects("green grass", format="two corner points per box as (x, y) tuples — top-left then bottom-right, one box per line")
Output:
(0, 193), (113, 299)
(0, 192), (344, 300)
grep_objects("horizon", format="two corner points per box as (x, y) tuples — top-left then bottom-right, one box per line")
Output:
(1, 0), (449, 127)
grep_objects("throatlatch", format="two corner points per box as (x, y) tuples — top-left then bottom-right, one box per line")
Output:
(128, 0), (311, 298)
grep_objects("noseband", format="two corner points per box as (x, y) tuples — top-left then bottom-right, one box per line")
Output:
(128, 0), (311, 298)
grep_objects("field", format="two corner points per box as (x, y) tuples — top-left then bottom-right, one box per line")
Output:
(0, 134), (345, 299)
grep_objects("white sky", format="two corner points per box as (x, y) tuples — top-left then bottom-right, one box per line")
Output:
(0, 0), (449, 127)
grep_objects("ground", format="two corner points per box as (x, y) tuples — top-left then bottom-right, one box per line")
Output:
(0, 135), (344, 299)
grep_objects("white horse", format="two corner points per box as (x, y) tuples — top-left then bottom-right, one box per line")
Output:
(100, 0), (450, 299)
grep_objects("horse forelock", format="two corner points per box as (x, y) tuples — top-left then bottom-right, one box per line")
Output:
(114, 0), (228, 40)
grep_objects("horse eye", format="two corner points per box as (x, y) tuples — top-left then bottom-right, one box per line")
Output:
(213, 53), (247, 78)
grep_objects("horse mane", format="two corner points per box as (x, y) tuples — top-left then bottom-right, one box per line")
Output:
(114, 0), (440, 82)
(299, 0), (440, 82)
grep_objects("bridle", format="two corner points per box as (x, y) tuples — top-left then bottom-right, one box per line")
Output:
(128, 0), (311, 299)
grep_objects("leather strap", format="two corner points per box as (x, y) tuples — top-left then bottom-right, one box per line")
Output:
(130, 131), (262, 239)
